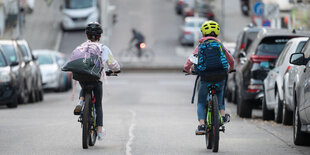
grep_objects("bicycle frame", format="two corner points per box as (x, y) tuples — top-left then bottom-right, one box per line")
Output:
(206, 84), (223, 129)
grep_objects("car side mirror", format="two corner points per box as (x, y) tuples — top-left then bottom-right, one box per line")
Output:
(290, 53), (306, 66)
(238, 51), (246, 58)
(32, 55), (38, 60)
(10, 62), (19, 66)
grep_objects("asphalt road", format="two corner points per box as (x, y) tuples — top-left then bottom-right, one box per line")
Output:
(1, 72), (310, 155)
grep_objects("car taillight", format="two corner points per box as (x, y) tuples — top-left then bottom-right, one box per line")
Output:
(139, 42), (146, 49)
(184, 31), (192, 34)
(285, 66), (291, 73)
(240, 43), (246, 50)
(250, 55), (277, 63)
(178, 0), (184, 5)
(207, 12), (214, 17)
(247, 84), (263, 93)
(186, 11), (194, 16)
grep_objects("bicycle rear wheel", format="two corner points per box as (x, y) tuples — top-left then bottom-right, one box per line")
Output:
(82, 93), (91, 149)
(211, 95), (220, 152)
(89, 106), (97, 146)
(205, 105), (212, 149)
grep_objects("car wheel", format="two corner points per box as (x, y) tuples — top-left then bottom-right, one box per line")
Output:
(237, 87), (252, 118)
(282, 102), (293, 125)
(274, 92), (283, 123)
(7, 97), (18, 108)
(29, 89), (36, 103)
(262, 93), (274, 120)
(293, 103), (309, 145)
(19, 82), (29, 104)
(39, 89), (44, 101)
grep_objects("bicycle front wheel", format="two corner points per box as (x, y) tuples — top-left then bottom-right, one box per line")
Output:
(82, 93), (91, 149)
(89, 106), (97, 146)
(211, 95), (220, 152)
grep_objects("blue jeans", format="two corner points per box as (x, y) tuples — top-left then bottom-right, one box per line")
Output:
(197, 80), (226, 121)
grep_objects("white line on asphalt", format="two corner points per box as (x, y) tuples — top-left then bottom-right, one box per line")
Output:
(126, 110), (136, 155)
(54, 29), (63, 51)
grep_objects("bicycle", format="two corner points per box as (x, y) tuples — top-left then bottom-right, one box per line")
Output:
(119, 41), (154, 63)
(185, 69), (235, 153)
(77, 70), (120, 149)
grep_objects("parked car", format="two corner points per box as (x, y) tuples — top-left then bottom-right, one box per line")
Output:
(182, 0), (214, 20)
(226, 26), (262, 103)
(16, 40), (44, 102)
(33, 50), (66, 91)
(60, 0), (100, 30)
(0, 40), (30, 106)
(54, 51), (72, 91)
(263, 37), (308, 123)
(175, 0), (192, 15)
(234, 28), (310, 118)
(289, 41), (310, 145)
(0, 50), (19, 108)
(240, 0), (249, 16)
(179, 16), (206, 46)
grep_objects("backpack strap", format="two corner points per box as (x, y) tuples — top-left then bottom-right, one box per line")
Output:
(191, 75), (200, 104)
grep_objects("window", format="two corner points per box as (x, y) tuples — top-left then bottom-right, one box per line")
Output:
(256, 36), (293, 56)
(37, 54), (54, 65)
(0, 44), (18, 64)
(296, 41), (307, 53)
(65, 0), (94, 9)
(0, 52), (7, 67)
(301, 40), (310, 58)
(276, 42), (292, 67)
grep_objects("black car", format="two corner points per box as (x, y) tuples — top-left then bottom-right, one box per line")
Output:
(16, 40), (43, 102)
(235, 28), (310, 118)
(289, 39), (310, 145)
(240, 0), (249, 16)
(0, 40), (29, 107)
(175, 0), (192, 15)
(226, 26), (261, 103)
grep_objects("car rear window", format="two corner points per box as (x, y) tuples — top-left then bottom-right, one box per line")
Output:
(0, 52), (7, 67)
(37, 53), (54, 65)
(185, 21), (204, 28)
(256, 36), (294, 56)
(0, 44), (17, 64)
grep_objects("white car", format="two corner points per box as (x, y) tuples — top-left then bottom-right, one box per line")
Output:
(61, 0), (100, 30)
(179, 17), (206, 45)
(263, 37), (308, 123)
(33, 50), (65, 91)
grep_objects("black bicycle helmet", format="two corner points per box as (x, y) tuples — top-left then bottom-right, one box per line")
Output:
(85, 22), (103, 40)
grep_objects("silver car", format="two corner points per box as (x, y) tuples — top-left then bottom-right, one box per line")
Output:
(179, 17), (206, 46)
(33, 50), (66, 91)
(263, 37), (308, 124)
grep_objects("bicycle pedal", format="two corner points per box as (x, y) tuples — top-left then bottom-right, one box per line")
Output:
(195, 132), (206, 136)
(219, 126), (225, 133)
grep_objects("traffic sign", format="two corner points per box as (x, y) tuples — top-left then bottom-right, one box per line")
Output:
(263, 19), (271, 27)
(254, 2), (263, 16)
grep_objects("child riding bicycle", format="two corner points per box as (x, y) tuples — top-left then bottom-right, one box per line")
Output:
(183, 20), (234, 135)
(72, 22), (120, 141)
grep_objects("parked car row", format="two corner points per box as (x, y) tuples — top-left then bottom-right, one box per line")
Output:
(0, 40), (72, 108)
(175, 0), (214, 20)
(226, 25), (310, 145)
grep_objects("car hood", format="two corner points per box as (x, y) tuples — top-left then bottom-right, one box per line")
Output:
(0, 66), (10, 73)
(63, 7), (96, 18)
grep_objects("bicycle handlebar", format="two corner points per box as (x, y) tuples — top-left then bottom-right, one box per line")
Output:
(105, 70), (121, 76)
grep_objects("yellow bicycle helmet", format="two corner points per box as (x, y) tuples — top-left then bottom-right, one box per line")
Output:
(201, 20), (220, 36)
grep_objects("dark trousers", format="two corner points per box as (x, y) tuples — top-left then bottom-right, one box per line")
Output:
(79, 81), (103, 126)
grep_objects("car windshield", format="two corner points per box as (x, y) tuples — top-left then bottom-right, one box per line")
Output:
(18, 43), (30, 58)
(296, 41), (306, 53)
(37, 53), (54, 65)
(256, 37), (293, 56)
(243, 31), (259, 52)
(65, 0), (94, 9)
(185, 21), (204, 28)
(0, 52), (7, 67)
(0, 44), (17, 64)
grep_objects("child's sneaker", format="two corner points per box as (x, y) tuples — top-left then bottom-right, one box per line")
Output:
(195, 125), (206, 135)
(98, 128), (105, 141)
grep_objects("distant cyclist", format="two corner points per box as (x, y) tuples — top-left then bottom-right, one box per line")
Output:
(184, 21), (234, 135)
(130, 28), (145, 57)
(73, 22), (120, 141)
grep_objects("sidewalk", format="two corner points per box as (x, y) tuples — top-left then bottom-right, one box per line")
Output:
(23, 0), (61, 50)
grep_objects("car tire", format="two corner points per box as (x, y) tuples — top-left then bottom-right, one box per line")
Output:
(274, 92), (283, 123)
(293, 103), (310, 145)
(226, 89), (233, 102)
(7, 97), (18, 108)
(237, 87), (252, 118)
(282, 103), (293, 125)
(262, 93), (274, 120)
(28, 89), (36, 103)
(38, 89), (44, 101)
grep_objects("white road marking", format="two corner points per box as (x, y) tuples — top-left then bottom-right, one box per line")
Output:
(126, 110), (136, 155)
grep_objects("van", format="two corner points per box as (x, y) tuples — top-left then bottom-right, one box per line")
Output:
(61, 0), (100, 31)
